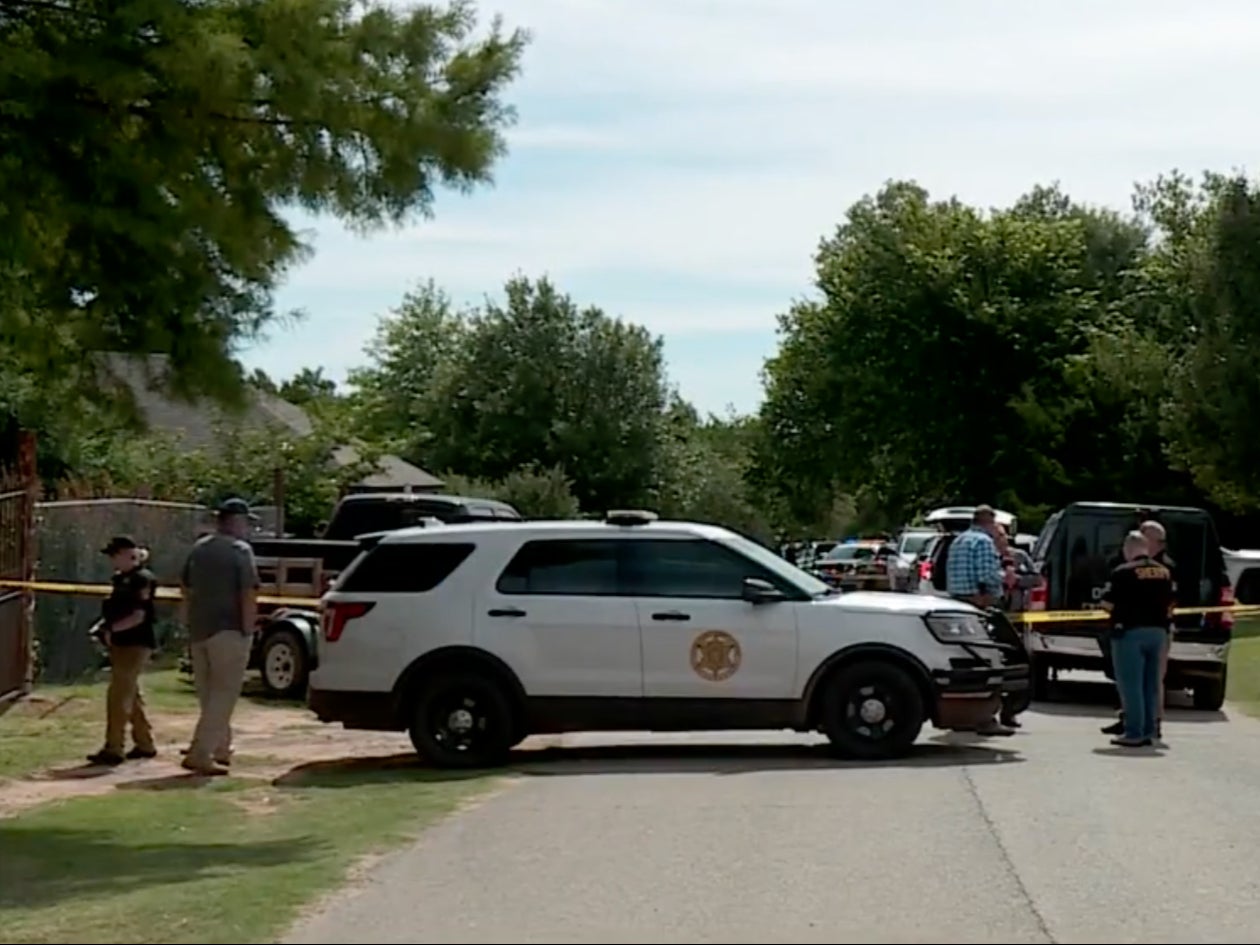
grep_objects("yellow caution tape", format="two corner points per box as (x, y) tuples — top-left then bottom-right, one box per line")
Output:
(1014, 603), (1260, 625)
(0, 579), (318, 609)
(3, 578), (1259, 625)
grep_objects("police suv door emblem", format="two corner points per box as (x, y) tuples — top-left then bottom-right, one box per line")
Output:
(690, 630), (742, 682)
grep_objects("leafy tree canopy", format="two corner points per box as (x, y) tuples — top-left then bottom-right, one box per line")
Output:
(0, 0), (526, 402)
(350, 275), (671, 512)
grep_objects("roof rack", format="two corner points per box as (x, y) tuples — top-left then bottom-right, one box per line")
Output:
(605, 509), (659, 527)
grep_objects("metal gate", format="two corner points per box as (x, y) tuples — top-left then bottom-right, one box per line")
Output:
(0, 432), (36, 705)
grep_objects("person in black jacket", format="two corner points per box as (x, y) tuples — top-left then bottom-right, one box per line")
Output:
(1100, 531), (1175, 748)
(87, 536), (159, 766)
(1102, 520), (1177, 738)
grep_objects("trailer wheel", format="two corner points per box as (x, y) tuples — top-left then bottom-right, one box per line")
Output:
(260, 628), (309, 699)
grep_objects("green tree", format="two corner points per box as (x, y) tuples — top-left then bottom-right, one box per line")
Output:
(1153, 173), (1260, 511)
(347, 280), (467, 457)
(278, 367), (338, 407)
(78, 420), (379, 535)
(439, 465), (581, 519)
(354, 276), (670, 511)
(656, 400), (773, 540)
(0, 0), (526, 401)
(756, 180), (1117, 526)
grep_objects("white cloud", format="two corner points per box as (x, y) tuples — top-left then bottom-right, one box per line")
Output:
(252, 0), (1260, 413)
(509, 0), (1260, 100)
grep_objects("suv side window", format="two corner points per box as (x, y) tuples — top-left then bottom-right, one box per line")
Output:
(1032, 513), (1060, 563)
(496, 539), (622, 596)
(930, 534), (955, 591)
(339, 542), (475, 594)
(1237, 567), (1260, 605)
(624, 539), (783, 599)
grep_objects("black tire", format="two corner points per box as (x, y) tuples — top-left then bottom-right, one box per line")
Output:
(820, 659), (925, 760)
(408, 671), (515, 769)
(1193, 670), (1227, 711)
(1003, 686), (1032, 718)
(1030, 656), (1051, 701)
(260, 628), (309, 699)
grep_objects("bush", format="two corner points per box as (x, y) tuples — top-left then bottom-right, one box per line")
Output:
(439, 464), (580, 519)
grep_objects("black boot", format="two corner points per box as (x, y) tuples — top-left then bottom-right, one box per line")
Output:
(1101, 716), (1125, 736)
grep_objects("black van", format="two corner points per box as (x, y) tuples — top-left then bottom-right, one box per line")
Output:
(1025, 502), (1233, 708)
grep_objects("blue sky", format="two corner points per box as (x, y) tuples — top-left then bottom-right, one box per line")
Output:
(240, 0), (1260, 416)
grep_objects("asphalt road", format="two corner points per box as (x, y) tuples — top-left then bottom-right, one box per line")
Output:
(284, 680), (1260, 945)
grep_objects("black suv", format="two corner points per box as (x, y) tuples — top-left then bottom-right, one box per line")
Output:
(1025, 502), (1233, 708)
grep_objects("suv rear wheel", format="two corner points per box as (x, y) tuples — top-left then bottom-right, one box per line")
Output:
(1192, 669), (1227, 712)
(820, 660), (925, 760)
(408, 671), (515, 769)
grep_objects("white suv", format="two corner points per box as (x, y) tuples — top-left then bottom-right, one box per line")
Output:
(308, 512), (1029, 767)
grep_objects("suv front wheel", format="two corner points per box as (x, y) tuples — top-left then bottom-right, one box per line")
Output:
(820, 659), (926, 760)
(408, 672), (515, 769)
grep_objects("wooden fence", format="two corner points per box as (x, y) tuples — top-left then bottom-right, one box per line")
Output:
(0, 432), (37, 706)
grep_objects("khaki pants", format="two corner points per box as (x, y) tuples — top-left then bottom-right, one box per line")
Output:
(186, 631), (251, 767)
(104, 645), (155, 755)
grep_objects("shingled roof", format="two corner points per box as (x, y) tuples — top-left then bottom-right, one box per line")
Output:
(103, 353), (443, 491)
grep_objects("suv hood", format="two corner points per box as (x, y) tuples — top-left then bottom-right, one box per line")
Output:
(813, 590), (980, 617)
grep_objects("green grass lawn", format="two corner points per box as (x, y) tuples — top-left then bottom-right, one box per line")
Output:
(1227, 616), (1260, 717)
(0, 671), (200, 780)
(0, 765), (498, 945)
(0, 668), (308, 781)
(1, 673), (500, 944)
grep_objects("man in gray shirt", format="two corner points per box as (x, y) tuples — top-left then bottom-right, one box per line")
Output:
(180, 497), (260, 775)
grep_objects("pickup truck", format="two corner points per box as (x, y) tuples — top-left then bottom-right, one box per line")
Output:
(184, 492), (522, 698)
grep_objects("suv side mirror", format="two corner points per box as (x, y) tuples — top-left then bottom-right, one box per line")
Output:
(743, 577), (786, 604)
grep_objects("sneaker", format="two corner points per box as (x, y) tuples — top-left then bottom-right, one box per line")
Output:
(86, 750), (124, 767)
(181, 746), (231, 766)
(180, 758), (228, 777)
(1100, 719), (1125, 736)
(125, 747), (157, 760)
(1110, 735), (1152, 748)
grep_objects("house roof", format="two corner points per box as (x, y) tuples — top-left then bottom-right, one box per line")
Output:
(333, 445), (444, 490)
(103, 353), (442, 490)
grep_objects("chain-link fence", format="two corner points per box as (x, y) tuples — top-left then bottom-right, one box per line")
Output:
(34, 498), (279, 682)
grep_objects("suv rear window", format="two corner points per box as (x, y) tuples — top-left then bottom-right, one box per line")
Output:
(339, 542), (475, 594)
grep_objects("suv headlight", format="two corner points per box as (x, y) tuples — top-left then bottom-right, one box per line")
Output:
(924, 612), (989, 643)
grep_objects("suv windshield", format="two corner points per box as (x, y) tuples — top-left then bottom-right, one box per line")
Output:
(719, 534), (833, 596)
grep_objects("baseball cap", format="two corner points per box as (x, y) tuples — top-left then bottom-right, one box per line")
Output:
(217, 497), (259, 520)
(101, 535), (139, 555)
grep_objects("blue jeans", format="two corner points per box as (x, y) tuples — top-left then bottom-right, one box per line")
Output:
(1110, 626), (1167, 740)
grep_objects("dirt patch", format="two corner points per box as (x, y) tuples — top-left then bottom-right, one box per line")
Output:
(0, 702), (412, 818)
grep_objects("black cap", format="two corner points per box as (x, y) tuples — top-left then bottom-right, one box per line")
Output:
(217, 497), (259, 520)
(101, 535), (139, 555)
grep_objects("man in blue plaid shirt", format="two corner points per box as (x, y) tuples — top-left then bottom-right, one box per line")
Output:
(946, 505), (1016, 736)
(947, 506), (1006, 606)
